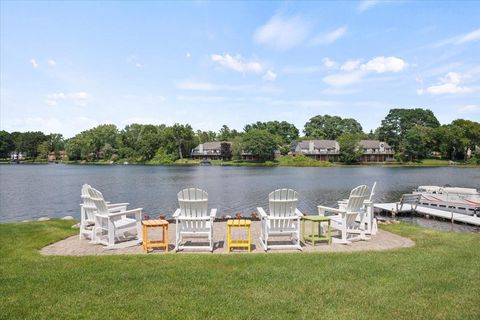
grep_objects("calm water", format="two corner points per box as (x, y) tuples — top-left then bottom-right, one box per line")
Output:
(1, 164), (479, 227)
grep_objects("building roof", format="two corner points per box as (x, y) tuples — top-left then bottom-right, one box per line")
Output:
(297, 140), (338, 149)
(360, 140), (391, 149)
(192, 141), (231, 151)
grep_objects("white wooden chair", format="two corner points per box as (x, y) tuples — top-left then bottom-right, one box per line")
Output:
(318, 185), (370, 244)
(79, 184), (96, 240)
(257, 189), (303, 251)
(173, 188), (217, 252)
(88, 187), (143, 249)
(79, 184), (129, 241)
(338, 181), (377, 235)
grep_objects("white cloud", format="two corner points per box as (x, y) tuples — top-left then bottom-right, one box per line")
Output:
(458, 105), (480, 113)
(47, 59), (56, 67)
(263, 70), (277, 81)
(323, 71), (366, 87)
(186, 52), (191, 58)
(211, 53), (263, 74)
(357, 0), (380, 13)
(322, 57), (337, 69)
(45, 91), (90, 106)
(361, 56), (408, 73)
(417, 72), (474, 95)
(323, 56), (408, 86)
(311, 26), (347, 45)
(340, 60), (362, 71)
(435, 28), (480, 47)
(30, 58), (39, 68)
(456, 28), (480, 44)
(254, 13), (311, 50)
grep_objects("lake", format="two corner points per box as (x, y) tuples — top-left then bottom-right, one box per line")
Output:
(1, 164), (479, 224)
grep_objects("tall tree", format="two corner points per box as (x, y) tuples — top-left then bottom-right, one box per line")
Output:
(161, 124), (195, 159)
(244, 121), (299, 144)
(338, 133), (363, 164)
(377, 108), (440, 151)
(241, 129), (279, 161)
(0, 130), (14, 158)
(220, 142), (232, 161)
(401, 126), (433, 162)
(304, 115), (363, 139)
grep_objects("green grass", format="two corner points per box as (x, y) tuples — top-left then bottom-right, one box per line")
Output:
(1, 221), (479, 319)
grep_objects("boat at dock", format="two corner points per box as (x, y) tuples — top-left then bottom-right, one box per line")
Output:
(413, 185), (480, 216)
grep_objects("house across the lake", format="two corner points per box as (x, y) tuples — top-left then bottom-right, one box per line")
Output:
(191, 142), (232, 160)
(192, 139), (394, 162)
(359, 140), (394, 162)
(292, 140), (340, 162)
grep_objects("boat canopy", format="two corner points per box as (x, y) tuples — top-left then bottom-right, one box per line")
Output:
(417, 186), (479, 195)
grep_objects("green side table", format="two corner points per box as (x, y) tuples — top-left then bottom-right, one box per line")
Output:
(302, 216), (331, 245)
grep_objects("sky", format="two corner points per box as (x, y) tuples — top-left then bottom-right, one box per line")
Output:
(1, 0), (479, 138)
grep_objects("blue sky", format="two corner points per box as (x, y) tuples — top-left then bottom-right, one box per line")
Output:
(1, 0), (479, 137)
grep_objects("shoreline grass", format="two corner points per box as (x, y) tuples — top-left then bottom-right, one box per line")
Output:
(0, 220), (479, 319)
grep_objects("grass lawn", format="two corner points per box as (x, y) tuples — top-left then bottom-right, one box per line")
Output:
(1, 221), (479, 319)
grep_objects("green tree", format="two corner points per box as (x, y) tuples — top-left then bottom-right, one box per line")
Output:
(338, 133), (363, 164)
(435, 124), (470, 160)
(195, 130), (217, 144)
(401, 126), (433, 162)
(37, 141), (50, 159)
(220, 142), (232, 161)
(241, 129), (280, 161)
(161, 124), (195, 159)
(244, 121), (299, 144)
(0, 130), (14, 158)
(217, 125), (240, 141)
(304, 115), (363, 139)
(377, 108), (440, 151)
(12, 131), (47, 159)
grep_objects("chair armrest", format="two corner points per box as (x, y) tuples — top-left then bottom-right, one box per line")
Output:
(105, 208), (142, 218)
(210, 208), (217, 218)
(317, 205), (345, 215)
(107, 206), (128, 213)
(295, 208), (304, 217)
(107, 202), (129, 208)
(173, 209), (181, 218)
(257, 207), (268, 218)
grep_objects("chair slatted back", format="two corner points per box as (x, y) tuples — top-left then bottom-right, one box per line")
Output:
(345, 185), (370, 226)
(88, 187), (109, 216)
(268, 189), (298, 229)
(81, 184), (97, 222)
(177, 188), (209, 229)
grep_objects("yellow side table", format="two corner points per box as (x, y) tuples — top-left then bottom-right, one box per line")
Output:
(142, 219), (169, 253)
(227, 219), (251, 253)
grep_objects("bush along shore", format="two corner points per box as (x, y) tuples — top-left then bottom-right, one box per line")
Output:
(0, 220), (479, 319)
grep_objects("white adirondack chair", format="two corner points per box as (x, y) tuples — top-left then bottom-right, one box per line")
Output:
(318, 185), (370, 244)
(88, 187), (143, 248)
(79, 184), (129, 241)
(257, 189), (303, 251)
(338, 181), (377, 235)
(173, 188), (217, 252)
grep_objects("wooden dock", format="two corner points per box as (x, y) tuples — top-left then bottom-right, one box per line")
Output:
(374, 203), (480, 226)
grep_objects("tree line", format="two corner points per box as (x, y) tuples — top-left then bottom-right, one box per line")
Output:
(0, 108), (478, 164)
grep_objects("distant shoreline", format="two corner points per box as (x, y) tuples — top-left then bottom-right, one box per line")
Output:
(2, 160), (478, 168)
